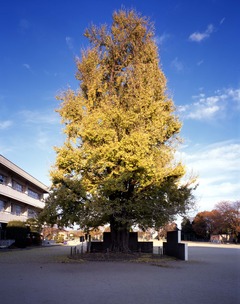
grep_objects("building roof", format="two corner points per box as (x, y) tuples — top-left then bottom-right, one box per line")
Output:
(0, 154), (49, 193)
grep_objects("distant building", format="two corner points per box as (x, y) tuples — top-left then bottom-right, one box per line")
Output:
(0, 154), (49, 232)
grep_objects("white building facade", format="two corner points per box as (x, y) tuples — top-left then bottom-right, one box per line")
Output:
(0, 155), (48, 232)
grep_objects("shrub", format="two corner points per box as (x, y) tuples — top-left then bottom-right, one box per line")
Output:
(6, 221), (29, 248)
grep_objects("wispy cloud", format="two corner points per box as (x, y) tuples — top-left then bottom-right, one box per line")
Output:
(0, 144), (12, 154)
(226, 88), (240, 105)
(154, 33), (170, 46)
(178, 88), (240, 120)
(197, 59), (204, 66)
(66, 36), (74, 51)
(36, 130), (52, 150)
(22, 63), (34, 74)
(189, 24), (214, 42)
(0, 120), (13, 130)
(220, 17), (225, 25)
(19, 109), (59, 125)
(23, 63), (31, 70)
(171, 57), (184, 72)
(180, 140), (240, 210)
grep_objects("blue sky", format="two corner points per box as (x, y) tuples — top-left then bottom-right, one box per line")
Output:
(0, 0), (239, 215)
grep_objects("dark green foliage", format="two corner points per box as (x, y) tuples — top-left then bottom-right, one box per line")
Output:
(181, 217), (197, 241)
(28, 232), (42, 246)
(6, 221), (42, 247)
(6, 221), (29, 248)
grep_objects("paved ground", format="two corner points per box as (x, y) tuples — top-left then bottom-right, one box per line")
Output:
(0, 243), (239, 304)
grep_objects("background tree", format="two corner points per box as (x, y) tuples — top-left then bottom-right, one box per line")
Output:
(192, 203), (240, 242)
(42, 9), (195, 252)
(192, 211), (220, 240)
(181, 217), (196, 241)
(26, 218), (42, 233)
(158, 222), (178, 239)
(215, 201), (240, 241)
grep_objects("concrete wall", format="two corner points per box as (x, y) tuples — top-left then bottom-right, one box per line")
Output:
(90, 232), (153, 253)
(163, 231), (188, 261)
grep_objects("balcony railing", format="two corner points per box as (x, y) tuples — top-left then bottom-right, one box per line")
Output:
(0, 210), (30, 223)
(0, 184), (45, 209)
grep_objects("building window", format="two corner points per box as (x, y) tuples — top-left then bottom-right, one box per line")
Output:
(28, 189), (40, 200)
(0, 199), (6, 211)
(12, 180), (23, 192)
(28, 209), (37, 218)
(12, 204), (22, 215)
(0, 174), (6, 185)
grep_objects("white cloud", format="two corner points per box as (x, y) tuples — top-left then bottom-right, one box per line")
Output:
(0, 120), (13, 130)
(189, 24), (214, 42)
(180, 140), (240, 211)
(171, 57), (184, 72)
(178, 88), (240, 120)
(36, 130), (51, 150)
(66, 36), (74, 51)
(19, 109), (59, 125)
(154, 33), (170, 46)
(226, 88), (240, 103)
(22, 63), (34, 73)
(23, 63), (30, 70)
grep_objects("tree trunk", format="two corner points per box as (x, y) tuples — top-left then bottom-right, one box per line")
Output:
(110, 217), (130, 252)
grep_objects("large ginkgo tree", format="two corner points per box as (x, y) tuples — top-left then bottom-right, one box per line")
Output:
(40, 9), (196, 252)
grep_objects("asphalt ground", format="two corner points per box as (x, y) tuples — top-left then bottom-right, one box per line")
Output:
(0, 243), (239, 304)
